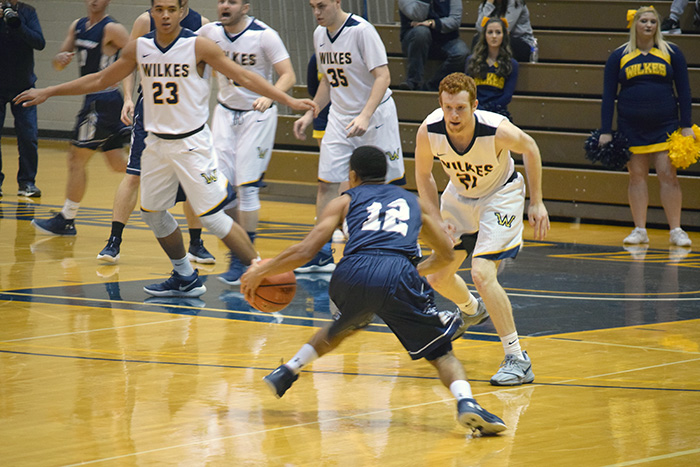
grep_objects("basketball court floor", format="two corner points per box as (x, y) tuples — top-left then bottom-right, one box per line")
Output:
(1, 140), (699, 466)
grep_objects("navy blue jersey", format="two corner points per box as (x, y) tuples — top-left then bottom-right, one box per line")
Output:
(342, 184), (422, 258)
(149, 8), (203, 32)
(74, 16), (119, 77)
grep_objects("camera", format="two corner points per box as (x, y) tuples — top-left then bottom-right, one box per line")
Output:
(2, 1), (20, 29)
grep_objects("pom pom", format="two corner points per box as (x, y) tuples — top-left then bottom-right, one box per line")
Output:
(584, 130), (631, 170)
(666, 125), (700, 169)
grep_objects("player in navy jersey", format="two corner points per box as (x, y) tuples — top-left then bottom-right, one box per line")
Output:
(199, 0), (297, 286)
(415, 73), (549, 387)
(96, 0), (213, 264)
(241, 146), (506, 436)
(31, 0), (129, 237)
(15, 0), (317, 298)
(600, 6), (694, 247)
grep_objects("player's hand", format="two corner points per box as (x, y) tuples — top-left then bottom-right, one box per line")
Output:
(528, 201), (550, 241)
(240, 261), (264, 303)
(120, 99), (134, 126)
(53, 52), (75, 71)
(441, 221), (459, 245)
(253, 96), (273, 113)
(681, 127), (696, 139)
(598, 133), (613, 146)
(289, 97), (318, 116)
(293, 111), (313, 140)
(345, 114), (370, 138)
(13, 88), (49, 107)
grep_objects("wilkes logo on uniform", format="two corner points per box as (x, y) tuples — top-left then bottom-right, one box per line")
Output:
(319, 52), (352, 65)
(386, 148), (400, 161)
(200, 169), (218, 184)
(225, 51), (257, 65)
(257, 147), (268, 159)
(474, 73), (505, 89)
(440, 159), (493, 177)
(140, 63), (190, 78)
(625, 62), (667, 79)
(494, 212), (515, 228)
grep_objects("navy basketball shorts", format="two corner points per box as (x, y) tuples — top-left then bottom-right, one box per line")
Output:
(71, 89), (128, 152)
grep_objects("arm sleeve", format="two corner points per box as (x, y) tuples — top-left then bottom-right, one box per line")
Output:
(307, 54), (319, 97)
(601, 50), (620, 133)
(434, 0), (462, 33)
(398, 0), (430, 21)
(16, 8), (45, 50)
(670, 45), (692, 128)
(492, 59), (518, 107)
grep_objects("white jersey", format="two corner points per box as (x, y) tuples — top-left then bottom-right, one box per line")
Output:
(137, 29), (210, 134)
(313, 14), (391, 116)
(425, 108), (514, 199)
(199, 18), (289, 110)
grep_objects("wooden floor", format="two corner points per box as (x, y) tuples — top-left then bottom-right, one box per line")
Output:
(1, 140), (700, 466)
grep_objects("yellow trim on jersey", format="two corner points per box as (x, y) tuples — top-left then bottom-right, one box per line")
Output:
(649, 47), (671, 64)
(630, 141), (670, 154)
(198, 192), (229, 217)
(313, 129), (326, 139)
(620, 47), (670, 69)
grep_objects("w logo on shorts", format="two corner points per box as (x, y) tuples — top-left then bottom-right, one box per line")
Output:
(494, 212), (515, 228)
(257, 147), (268, 159)
(200, 169), (218, 184)
(386, 148), (400, 161)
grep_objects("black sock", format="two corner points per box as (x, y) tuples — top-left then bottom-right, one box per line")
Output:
(110, 221), (125, 239)
(189, 228), (202, 244)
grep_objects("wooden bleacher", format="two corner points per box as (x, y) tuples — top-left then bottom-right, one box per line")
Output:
(266, 0), (700, 228)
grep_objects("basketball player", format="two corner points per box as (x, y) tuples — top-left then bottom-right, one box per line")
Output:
(96, 0), (214, 264)
(198, 0), (296, 285)
(32, 0), (129, 236)
(292, 0), (405, 273)
(415, 72), (550, 386)
(241, 146), (506, 436)
(15, 0), (317, 298)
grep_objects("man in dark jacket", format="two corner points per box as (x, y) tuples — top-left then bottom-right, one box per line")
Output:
(0, 0), (44, 197)
(398, 0), (468, 91)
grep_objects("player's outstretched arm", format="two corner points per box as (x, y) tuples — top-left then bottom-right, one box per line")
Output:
(15, 41), (138, 107)
(414, 123), (443, 221)
(417, 198), (456, 277)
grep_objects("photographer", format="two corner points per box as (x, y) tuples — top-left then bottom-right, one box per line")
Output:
(0, 0), (44, 198)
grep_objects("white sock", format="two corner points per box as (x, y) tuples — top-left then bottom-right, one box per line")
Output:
(171, 256), (194, 276)
(285, 343), (318, 375)
(501, 332), (524, 359)
(450, 380), (473, 400)
(457, 293), (478, 315)
(61, 199), (80, 220)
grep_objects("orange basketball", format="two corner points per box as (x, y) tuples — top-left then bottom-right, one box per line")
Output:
(249, 259), (297, 313)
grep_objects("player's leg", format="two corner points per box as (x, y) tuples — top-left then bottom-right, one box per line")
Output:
(183, 200), (215, 264)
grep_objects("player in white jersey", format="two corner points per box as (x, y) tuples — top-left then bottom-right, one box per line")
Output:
(15, 0), (317, 298)
(199, 0), (296, 285)
(292, 0), (405, 273)
(415, 73), (550, 387)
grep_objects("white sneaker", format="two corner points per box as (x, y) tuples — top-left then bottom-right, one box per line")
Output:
(669, 228), (692, 247)
(623, 227), (649, 244)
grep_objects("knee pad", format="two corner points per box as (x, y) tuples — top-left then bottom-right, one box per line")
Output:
(238, 186), (260, 212)
(200, 210), (234, 239)
(141, 210), (179, 238)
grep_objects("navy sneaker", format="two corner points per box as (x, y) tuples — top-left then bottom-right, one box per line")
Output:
(187, 238), (216, 264)
(18, 182), (41, 197)
(457, 398), (507, 435)
(32, 213), (76, 236)
(452, 298), (490, 341)
(143, 269), (206, 297)
(295, 243), (335, 273)
(263, 364), (299, 399)
(97, 236), (121, 263)
(218, 253), (248, 285)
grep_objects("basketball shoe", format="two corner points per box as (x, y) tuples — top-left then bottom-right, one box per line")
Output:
(187, 238), (216, 264)
(97, 236), (121, 263)
(490, 351), (535, 386)
(294, 243), (335, 273)
(32, 213), (76, 236)
(452, 298), (489, 340)
(219, 253), (248, 285)
(144, 270), (206, 297)
(263, 364), (299, 398)
(457, 398), (507, 435)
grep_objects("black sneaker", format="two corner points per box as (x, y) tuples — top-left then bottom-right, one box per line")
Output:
(18, 182), (42, 197)
(143, 269), (207, 297)
(263, 364), (299, 399)
(457, 398), (507, 435)
(661, 17), (681, 34)
(187, 238), (216, 264)
(32, 213), (76, 236)
(97, 236), (122, 263)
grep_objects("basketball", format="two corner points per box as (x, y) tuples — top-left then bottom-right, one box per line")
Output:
(249, 259), (297, 313)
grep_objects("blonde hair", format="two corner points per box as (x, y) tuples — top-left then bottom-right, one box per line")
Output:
(624, 6), (671, 56)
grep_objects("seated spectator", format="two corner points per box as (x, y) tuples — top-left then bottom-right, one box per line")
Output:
(475, 0), (536, 62)
(466, 17), (518, 120)
(398, 0), (469, 91)
(660, 0), (700, 34)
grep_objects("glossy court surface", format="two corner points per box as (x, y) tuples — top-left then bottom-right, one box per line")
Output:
(1, 141), (699, 466)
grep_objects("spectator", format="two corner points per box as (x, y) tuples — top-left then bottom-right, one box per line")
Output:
(475, 0), (535, 63)
(466, 17), (518, 120)
(600, 6), (694, 247)
(0, 0), (44, 198)
(306, 54), (330, 143)
(661, 0), (700, 34)
(398, 0), (468, 91)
